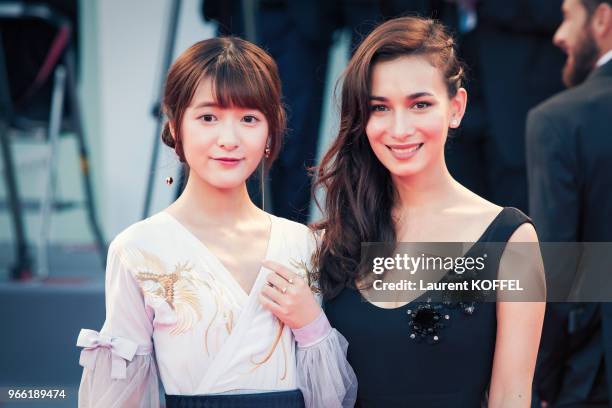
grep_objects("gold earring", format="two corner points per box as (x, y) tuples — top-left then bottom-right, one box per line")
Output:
(165, 176), (173, 185)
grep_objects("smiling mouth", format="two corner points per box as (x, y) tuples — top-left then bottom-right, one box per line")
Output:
(212, 157), (243, 165)
(386, 143), (424, 159)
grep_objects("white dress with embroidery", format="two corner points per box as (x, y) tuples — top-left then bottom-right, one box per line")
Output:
(77, 212), (356, 408)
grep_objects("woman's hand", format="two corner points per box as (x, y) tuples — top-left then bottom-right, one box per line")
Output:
(259, 259), (322, 329)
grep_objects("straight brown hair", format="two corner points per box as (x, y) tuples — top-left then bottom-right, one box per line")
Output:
(161, 37), (285, 171)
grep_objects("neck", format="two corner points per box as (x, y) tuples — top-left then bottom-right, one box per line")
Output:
(171, 170), (260, 227)
(392, 158), (458, 214)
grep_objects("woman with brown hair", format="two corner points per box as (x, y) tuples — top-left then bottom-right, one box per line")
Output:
(314, 16), (546, 407)
(76, 37), (356, 408)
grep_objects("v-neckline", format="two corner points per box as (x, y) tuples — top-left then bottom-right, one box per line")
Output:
(159, 211), (276, 299)
(356, 207), (509, 309)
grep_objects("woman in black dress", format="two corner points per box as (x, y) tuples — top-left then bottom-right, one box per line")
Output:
(314, 16), (546, 407)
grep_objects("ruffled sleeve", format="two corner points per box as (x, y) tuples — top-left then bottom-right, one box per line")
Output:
(77, 243), (159, 408)
(293, 312), (358, 408)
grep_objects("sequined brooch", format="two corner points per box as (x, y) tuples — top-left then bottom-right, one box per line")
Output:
(406, 299), (477, 344)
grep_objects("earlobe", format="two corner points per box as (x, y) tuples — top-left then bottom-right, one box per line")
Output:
(169, 122), (177, 141)
(603, 5), (612, 36)
(593, 4), (612, 37)
(450, 88), (468, 128)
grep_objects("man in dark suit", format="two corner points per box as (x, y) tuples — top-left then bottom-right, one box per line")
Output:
(527, 0), (612, 406)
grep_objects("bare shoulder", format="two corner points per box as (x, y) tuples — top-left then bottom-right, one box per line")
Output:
(508, 223), (539, 243)
(460, 189), (538, 244)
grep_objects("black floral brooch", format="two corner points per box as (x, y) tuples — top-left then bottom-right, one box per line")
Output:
(406, 299), (476, 344)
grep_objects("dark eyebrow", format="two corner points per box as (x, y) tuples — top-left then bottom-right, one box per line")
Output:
(192, 101), (220, 109)
(369, 92), (434, 101)
(407, 92), (434, 99)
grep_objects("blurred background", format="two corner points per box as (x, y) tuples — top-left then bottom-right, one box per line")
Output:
(0, 0), (565, 406)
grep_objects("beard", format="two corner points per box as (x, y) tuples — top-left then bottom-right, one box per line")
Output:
(562, 28), (600, 87)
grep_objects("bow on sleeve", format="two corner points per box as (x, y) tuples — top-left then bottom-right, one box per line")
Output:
(77, 329), (139, 380)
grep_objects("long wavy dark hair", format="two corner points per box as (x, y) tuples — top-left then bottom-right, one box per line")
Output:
(313, 16), (465, 300)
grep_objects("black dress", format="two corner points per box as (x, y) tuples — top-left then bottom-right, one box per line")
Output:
(325, 207), (533, 407)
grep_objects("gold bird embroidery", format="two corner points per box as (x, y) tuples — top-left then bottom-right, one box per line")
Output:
(120, 247), (204, 335)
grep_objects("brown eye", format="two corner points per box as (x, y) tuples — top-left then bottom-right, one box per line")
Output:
(413, 101), (432, 110)
(242, 115), (259, 124)
(199, 114), (216, 122)
(370, 104), (389, 112)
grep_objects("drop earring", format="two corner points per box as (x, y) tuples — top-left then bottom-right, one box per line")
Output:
(264, 143), (271, 159)
(261, 140), (271, 210)
(260, 160), (266, 210)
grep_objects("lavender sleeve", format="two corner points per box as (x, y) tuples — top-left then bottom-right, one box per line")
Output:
(293, 312), (358, 408)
